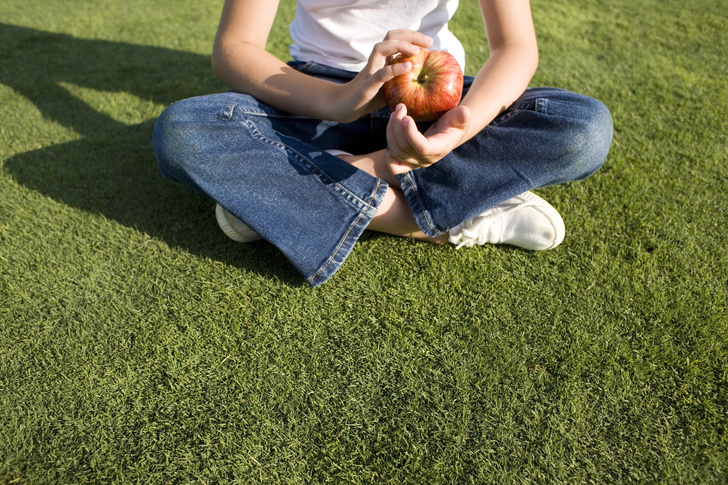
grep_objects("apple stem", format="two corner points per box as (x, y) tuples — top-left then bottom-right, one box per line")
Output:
(417, 73), (429, 84)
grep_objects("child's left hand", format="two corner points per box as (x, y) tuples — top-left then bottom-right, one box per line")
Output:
(386, 103), (471, 175)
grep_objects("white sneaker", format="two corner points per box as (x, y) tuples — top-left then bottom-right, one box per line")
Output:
(215, 204), (262, 243)
(448, 191), (565, 251)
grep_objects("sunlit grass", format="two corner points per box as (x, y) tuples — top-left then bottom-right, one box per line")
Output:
(1, 0), (727, 482)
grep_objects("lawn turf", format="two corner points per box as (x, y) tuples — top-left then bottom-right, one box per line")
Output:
(1, 0), (727, 482)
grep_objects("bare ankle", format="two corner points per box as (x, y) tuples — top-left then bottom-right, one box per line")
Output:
(337, 149), (401, 188)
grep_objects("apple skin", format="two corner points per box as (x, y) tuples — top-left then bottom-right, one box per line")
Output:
(383, 49), (464, 121)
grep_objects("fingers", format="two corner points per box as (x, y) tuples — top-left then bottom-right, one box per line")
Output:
(386, 104), (473, 175)
(371, 39), (420, 60)
(388, 156), (415, 176)
(365, 30), (433, 74)
(365, 40), (417, 78)
(337, 30), (432, 122)
(383, 29), (434, 49)
(420, 106), (471, 147)
(393, 107), (427, 159)
(386, 105), (413, 175)
(371, 59), (411, 86)
(387, 104), (428, 169)
(445, 106), (472, 130)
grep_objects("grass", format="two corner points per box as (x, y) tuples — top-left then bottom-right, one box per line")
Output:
(1, 0), (727, 482)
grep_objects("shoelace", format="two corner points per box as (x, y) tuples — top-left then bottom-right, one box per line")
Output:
(451, 199), (538, 249)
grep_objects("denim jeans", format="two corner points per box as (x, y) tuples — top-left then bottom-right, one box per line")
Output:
(152, 62), (613, 287)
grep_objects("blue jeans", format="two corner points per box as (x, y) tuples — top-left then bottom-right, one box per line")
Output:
(152, 62), (613, 287)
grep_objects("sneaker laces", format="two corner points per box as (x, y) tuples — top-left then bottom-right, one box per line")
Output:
(450, 199), (539, 249)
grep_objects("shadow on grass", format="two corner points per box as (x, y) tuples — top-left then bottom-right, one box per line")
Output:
(2, 23), (302, 286)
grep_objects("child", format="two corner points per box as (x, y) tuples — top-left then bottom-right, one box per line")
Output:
(153, 0), (613, 287)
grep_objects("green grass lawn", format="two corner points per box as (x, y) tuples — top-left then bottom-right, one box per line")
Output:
(1, 0), (727, 482)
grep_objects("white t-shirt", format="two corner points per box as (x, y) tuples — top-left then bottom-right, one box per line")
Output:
(289, 0), (465, 73)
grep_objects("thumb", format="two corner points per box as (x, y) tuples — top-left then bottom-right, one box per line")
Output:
(423, 105), (471, 146)
(443, 106), (471, 131)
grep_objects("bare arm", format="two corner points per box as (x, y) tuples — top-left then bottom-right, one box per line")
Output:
(387, 0), (538, 171)
(460, 0), (538, 139)
(211, 0), (433, 123)
(211, 0), (337, 120)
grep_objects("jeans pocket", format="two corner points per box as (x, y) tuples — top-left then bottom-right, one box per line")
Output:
(490, 98), (538, 127)
(533, 97), (596, 120)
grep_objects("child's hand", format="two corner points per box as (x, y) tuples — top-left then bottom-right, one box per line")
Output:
(386, 103), (471, 175)
(331, 30), (433, 123)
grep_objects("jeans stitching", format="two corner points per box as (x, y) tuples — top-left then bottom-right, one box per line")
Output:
(298, 61), (316, 74)
(308, 178), (382, 283)
(489, 98), (542, 127)
(221, 104), (235, 121)
(240, 117), (372, 210)
(241, 117), (288, 152)
(403, 172), (437, 233)
(239, 108), (313, 120)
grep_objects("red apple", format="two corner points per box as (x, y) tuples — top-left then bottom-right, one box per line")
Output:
(383, 49), (464, 121)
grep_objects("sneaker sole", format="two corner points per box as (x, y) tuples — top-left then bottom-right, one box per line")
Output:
(518, 191), (565, 250)
(215, 204), (261, 243)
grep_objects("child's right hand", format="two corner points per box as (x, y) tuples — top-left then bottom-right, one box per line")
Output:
(329, 30), (434, 123)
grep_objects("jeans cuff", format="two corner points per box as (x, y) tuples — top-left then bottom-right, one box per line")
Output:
(306, 177), (389, 287)
(395, 170), (445, 238)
